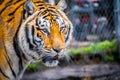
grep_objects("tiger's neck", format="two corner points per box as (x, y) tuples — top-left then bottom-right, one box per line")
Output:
(15, 10), (43, 79)
(2, 37), (31, 80)
(10, 11), (42, 80)
(13, 35), (31, 80)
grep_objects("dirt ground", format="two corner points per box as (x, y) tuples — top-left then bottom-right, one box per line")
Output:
(22, 64), (120, 80)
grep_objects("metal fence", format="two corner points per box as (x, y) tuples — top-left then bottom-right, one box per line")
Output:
(115, 0), (120, 40)
(69, 0), (115, 42)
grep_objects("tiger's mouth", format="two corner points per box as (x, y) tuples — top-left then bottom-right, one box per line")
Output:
(42, 55), (59, 67)
(42, 48), (65, 58)
(52, 54), (59, 59)
(41, 50), (65, 67)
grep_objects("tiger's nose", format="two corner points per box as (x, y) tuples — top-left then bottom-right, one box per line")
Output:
(53, 48), (63, 53)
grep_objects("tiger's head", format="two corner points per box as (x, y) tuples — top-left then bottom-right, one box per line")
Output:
(18, 0), (73, 67)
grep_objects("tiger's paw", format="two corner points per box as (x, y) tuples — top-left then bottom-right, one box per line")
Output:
(42, 56), (59, 67)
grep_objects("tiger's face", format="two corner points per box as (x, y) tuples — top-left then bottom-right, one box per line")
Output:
(18, 0), (72, 67)
(26, 14), (71, 66)
(34, 15), (69, 55)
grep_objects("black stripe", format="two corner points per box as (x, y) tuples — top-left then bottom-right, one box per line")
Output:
(5, 54), (17, 78)
(42, 14), (58, 21)
(36, 18), (39, 26)
(8, 3), (24, 16)
(40, 11), (46, 15)
(0, 68), (9, 79)
(7, 16), (14, 22)
(31, 25), (35, 39)
(42, 14), (49, 19)
(39, 7), (45, 10)
(65, 28), (71, 42)
(0, 0), (4, 5)
(24, 26), (38, 59)
(0, 0), (12, 14)
(25, 26), (35, 49)
(26, 25), (41, 59)
(13, 16), (25, 73)
(31, 25), (38, 46)
(41, 9), (57, 16)
(25, 26), (29, 43)
(13, 36), (24, 74)
(0, 46), (10, 79)
(25, 26), (33, 49)
(34, 1), (43, 3)
(40, 10), (49, 16)
(2, 36), (16, 79)
(47, 9), (57, 13)
(37, 4), (44, 6)
(13, 0), (20, 4)
(48, 7), (56, 9)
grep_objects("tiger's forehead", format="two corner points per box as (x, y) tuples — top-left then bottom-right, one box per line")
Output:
(38, 13), (61, 21)
(37, 14), (64, 25)
(45, 15), (58, 21)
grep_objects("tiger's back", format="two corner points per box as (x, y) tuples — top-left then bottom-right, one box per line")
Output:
(0, 0), (73, 80)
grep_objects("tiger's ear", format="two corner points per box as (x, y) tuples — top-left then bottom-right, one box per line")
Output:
(23, 0), (35, 19)
(57, 0), (67, 11)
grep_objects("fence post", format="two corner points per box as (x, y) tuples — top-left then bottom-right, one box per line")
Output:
(48, 0), (55, 5)
(114, 0), (120, 56)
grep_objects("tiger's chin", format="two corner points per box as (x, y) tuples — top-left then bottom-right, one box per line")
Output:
(43, 60), (59, 67)
(40, 49), (66, 67)
(42, 55), (59, 67)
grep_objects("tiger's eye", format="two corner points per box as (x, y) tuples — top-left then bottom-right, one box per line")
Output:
(41, 28), (50, 35)
(60, 25), (66, 32)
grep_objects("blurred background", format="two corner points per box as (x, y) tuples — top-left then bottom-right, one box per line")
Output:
(22, 0), (120, 80)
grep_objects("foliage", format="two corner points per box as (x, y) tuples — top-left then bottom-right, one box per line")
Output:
(26, 63), (38, 72)
(102, 54), (115, 61)
(68, 40), (116, 55)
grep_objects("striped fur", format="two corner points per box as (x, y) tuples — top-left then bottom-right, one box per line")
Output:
(0, 0), (73, 80)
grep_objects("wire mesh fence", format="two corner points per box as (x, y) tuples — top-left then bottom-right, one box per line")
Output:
(64, 0), (120, 65)
(69, 0), (115, 42)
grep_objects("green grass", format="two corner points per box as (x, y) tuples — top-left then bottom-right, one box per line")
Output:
(26, 63), (38, 72)
(68, 40), (117, 55)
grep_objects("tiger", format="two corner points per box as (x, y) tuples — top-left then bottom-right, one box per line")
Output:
(0, 0), (73, 80)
